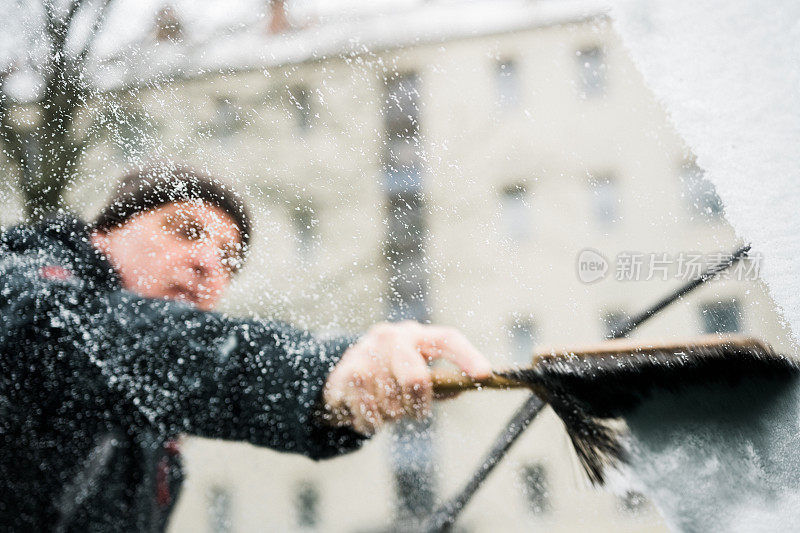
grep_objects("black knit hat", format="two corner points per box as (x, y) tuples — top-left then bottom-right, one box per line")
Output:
(94, 163), (251, 268)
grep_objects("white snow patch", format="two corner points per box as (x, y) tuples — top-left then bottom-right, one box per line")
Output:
(606, 0), (800, 344)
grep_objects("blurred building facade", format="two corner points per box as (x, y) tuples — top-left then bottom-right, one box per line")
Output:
(2, 1), (794, 532)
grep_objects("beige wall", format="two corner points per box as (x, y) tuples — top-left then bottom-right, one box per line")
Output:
(163, 16), (792, 533)
(6, 12), (789, 533)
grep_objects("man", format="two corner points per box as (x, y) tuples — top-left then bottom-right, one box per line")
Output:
(0, 164), (491, 531)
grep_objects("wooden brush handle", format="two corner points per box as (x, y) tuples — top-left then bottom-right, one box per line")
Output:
(430, 368), (526, 394)
(530, 334), (773, 361)
(430, 335), (775, 394)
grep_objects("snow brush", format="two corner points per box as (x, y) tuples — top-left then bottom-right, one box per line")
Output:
(423, 244), (758, 533)
(431, 335), (798, 485)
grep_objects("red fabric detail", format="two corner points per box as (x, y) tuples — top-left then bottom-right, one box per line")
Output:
(156, 438), (181, 507)
(156, 456), (171, 507)
(38, 265), (73, 281)
(165, 438), (181, 455)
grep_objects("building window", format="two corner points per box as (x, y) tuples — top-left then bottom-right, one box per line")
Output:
(618, 490), (647, 514)
(153, 5), (183, 42)
(519, 463), (549, 514)
(495, 59), (520, 108)
(588, 173), (618, 226)
(500, 183), (532, 241)
(391, 447), (436, 522)
(384, 73), (421, 141)
(602, 309), (628, 339)
(700, 299), (742, 334)
(290, 203), (317, 259)
(384, 72), (428, 323)
(208, 486), (232, 533)
(295, 481), (320, 529)
(576, 46), (606, 98)
(213, 96), (242, 137)
(680, 159), (723, 219)
(385, 189), (427, 317)
(288, 85), (313, 131)
(509, 317), (536, 365)
(383, 71), (434, 523)
(385, 139), (423, 194)
(113, 106), (155, 159)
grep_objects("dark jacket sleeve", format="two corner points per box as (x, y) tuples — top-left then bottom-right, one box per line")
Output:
(3, 254), (365, 460)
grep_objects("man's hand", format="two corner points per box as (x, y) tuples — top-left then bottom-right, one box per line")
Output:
(322, 321), (492, 436)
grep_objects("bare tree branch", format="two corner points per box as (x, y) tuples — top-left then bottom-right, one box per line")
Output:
(63, 0), (88, 29)
(76, 0), (116, 65)
(42, 0), (62, 45)
(0, 72), (25, 166)
(1, 1), (102, 217)
(0, 114), (25, 167)
(0, 1), (208, 218)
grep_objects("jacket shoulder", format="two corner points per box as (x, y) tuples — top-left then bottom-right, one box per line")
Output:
(0, 246), (86, 329)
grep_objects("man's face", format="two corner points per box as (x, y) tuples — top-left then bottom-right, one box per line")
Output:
(92, 201), (243, 311)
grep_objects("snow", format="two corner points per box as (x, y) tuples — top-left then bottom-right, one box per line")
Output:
(617, 378), (800, 532)
(1, 0), (610, 94)
(2, 69), (42, 103)
(195, 0), (609, 73)
(598, 2), (800, 528)
(606, 0), (800, 345)
(31, 0), (608, 90)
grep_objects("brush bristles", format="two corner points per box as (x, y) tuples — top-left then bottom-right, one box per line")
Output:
(500, 336), (799, 485)
(544, 389), (627, 485)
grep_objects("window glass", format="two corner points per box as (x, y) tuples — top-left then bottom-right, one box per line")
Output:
(681, 159), (724, 219)
(576, 46), (606, 98)
(496, 59), (520, 108)
(509, 317), (536, 364)
(700, 299), (742, 334)
(519, 463), (549, 514)
(500, 183), (532, 241)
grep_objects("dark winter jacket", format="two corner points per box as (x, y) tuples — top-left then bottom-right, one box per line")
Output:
(0, 216), (365, 532)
